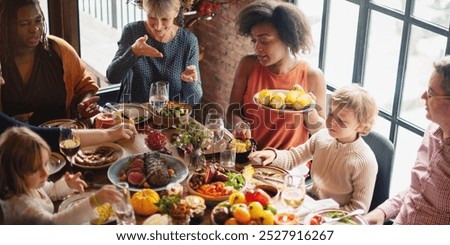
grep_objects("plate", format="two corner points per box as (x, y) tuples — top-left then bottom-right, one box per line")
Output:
(39, 119), (88, 129)
(107, 153), (189, 192)
(73, 142), (124, 169)
(303, 208), (368, 225)
(111, 103), (150, 124)
(247, 165), (288, 189)
(253, 89), (316, 113)
(58, 191), (115, 225)
(47, 152), (66, 175)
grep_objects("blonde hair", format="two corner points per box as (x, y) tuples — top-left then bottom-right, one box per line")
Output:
(0, 127), (51, 200)
(142, 0), (180, 18)
(330, 84), (378, 135)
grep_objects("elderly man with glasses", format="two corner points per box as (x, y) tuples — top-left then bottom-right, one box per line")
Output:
(364, 56), (450, 225)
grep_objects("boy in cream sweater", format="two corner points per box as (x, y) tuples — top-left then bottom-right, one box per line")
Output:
(249, 84), (379, 212)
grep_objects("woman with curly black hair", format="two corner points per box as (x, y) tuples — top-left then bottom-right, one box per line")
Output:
(227, 0), (326, 150)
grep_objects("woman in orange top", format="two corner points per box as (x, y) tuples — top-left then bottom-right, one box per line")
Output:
(227, 0), (326, 150)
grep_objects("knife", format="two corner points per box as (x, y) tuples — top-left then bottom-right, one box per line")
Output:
(253, 175), (285, 184)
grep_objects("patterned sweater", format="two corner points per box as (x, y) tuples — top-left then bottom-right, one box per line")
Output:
(106, 21), (202, 107)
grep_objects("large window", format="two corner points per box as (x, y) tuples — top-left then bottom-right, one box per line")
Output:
(78, 0), (145, 87)
(296, 0), (450, 195)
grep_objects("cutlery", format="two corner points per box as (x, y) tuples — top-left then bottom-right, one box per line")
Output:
(105, 103), (130, 120)
(321, 209), (365, 224)
(253, 174), (284, 184)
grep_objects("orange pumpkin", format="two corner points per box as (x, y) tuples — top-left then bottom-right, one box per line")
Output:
(131, 189), (160, 216)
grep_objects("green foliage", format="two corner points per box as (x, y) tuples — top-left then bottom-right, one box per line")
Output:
(172, 121), (212, 152)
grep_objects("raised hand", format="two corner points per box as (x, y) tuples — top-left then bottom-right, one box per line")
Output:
(64, 171), (88, 193)
(131, 35), (163, 58)
(12, 112), (34, 123)
(77, 96), (100, 118)
(181, 65), (197, 83)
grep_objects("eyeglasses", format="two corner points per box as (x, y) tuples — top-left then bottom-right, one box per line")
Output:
(426, 88), (450, 100)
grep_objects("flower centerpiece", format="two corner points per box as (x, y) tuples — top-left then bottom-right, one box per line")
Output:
(172, 120), (212, 170)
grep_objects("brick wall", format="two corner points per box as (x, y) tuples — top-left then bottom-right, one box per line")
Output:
(190, 0), (254, 123)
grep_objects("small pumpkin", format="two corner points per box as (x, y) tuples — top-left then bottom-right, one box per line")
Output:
(131, 188), (160, 216)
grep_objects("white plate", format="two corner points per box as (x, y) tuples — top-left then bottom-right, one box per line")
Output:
(58, 191), (115, 224)
(253, 89), (316, 113)
(47, 152), (66, 175)
(73, 142), (124, 169)
(303, 208), (368, 225)
(111, 103), (150, 124)
(39, 119), (88, 129)
(107, 153), (189, 192)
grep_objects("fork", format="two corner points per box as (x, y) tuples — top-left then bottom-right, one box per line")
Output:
(321, 209), (365, 224)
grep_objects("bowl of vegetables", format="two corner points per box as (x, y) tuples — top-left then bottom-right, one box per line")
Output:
(186, 163), (247, 206)
(151, 101), (192, 128)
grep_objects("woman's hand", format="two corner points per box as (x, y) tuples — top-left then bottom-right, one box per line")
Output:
(12, 112), (34, 123)
(248, 150), (276, 166)
(77, 96), (100, 118)
(181, 65), (197, 83)
(131, 35), (163, 58)
(64, 172), (88, 193)
(107, 123), (138, 141)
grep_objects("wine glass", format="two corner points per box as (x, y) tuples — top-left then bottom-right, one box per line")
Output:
(112, 182), (136, 225)
(149, 81), (169, 115)
(234, 121), (251, 140)
(280, 174), (306, 213)
(204, 109), (224, 163)
(59, 130), (81, 173)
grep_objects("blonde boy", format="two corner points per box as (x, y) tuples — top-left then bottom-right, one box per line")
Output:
(249, 84), (379, 212)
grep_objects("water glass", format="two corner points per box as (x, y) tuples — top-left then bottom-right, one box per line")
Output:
(112, 182), (136, 225)
(220, 144), (236, 169)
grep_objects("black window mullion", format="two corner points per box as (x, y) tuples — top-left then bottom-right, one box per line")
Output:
(352, 0), (370, 86)
(318, 0), (330, 72)
(386, 0), (414, 145)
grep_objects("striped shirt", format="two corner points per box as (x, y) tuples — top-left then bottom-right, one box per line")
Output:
(379, 123), (450, 224)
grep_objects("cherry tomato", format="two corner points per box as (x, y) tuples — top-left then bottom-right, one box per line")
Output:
(309, 217), (319, 225)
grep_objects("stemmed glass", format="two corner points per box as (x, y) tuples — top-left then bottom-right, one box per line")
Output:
(59, 130), (81, 173)
(149, 81), (169, 115)
(204, 109), (224, 163)
(234, 121), (251, 140)
(112, 182), (136, 225)
(280, 174), (306, 213)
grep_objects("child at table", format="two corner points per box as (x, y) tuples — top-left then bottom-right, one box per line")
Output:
(249, 84), (379, 212)
(0, 127), (122, 224)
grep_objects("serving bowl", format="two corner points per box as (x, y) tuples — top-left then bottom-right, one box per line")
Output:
(186, 169), (247, 206)
(231, 138), (257, 164)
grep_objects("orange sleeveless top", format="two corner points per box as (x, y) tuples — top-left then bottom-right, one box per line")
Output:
(242, 61), (310, 150)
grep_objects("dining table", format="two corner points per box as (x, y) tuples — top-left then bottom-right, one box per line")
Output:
(48, 107), (338, 225)
(49, 112), (236, 225)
